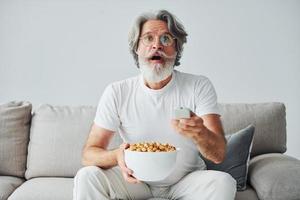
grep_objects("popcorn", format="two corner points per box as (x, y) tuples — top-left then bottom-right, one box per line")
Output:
(128, 142), (176, 152)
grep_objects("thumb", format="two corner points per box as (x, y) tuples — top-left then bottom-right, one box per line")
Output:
(190, 110), (196, 117)
(120, 143), (130, 150)
(190, 111), (202, 121)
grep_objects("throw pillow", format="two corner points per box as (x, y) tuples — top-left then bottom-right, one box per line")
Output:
(200, 124), (255, 191)
(0, 101), (32, 177)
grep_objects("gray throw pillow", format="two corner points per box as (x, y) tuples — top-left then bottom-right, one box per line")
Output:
(0, 101), (32, 177)
(201, 125), (255, 191)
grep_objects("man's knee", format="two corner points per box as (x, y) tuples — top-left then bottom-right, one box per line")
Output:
(194, 170), (236, 189)
(211, 171), (236, 198)
(213, 171), (236, 189)
(75, 166), (103, 183)
(76, 165), (101, 176)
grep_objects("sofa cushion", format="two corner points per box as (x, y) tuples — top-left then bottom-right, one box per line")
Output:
(0, 176), (24, 200)
(219, 103), (286, 157)
(25, 104), (122, 179)
(8, 177), (73, 200)
(0, 101), (32, 177)
(235, 185), (258, 200)
(248, 153), (300, 200)
(202, 125), (255, 191)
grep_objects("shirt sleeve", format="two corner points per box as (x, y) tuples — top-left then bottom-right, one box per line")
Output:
(94, 84), (120, 132)
(195, 78), (220, 116)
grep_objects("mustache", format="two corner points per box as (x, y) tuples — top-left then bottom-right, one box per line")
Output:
(140, 50), (177, 59)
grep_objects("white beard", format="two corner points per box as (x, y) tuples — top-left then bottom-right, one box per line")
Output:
(138, 57), (175, 83)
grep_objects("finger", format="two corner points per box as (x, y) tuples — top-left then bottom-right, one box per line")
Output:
(120, 165), (133, 175)
(189, 111), (203, 122)
(190, 110), (197, 117)
(173, 120), (202, 138)
(177, 129), (199, 138)
(179, 119), (196, 126)
(127, 175), (141, 184)
(173, 122), (204, 137)
(123, 172), (135, 183)
(123, 172), (140, 184)
(178, 122), (194, 130)
(120, 143), (130, 150)
(178, 119), (205, 129)
(192, 115), (203, 123)
(118, 144), (132, 174)
(177, 124), (201, 133)
(125, 143), (130, 149)
(173, 124), (196, 136)
(178, 115), (203, 125)
(118, 154), (133, 175)
(186, 111), (203, 122)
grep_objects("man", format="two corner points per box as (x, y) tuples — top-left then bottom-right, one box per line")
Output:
(73, 10), (236, 200)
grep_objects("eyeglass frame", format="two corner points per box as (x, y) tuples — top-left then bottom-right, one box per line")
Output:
(138, 32), (176, 47)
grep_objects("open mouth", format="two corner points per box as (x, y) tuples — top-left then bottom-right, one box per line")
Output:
(150, 55), (163, 61)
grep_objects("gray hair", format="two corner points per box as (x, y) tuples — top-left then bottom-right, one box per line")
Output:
(128, 10), (188, 68)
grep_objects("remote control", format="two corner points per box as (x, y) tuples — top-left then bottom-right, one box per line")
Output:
(174, 107), (191, 119)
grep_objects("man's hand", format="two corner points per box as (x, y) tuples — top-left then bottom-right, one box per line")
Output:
(171, 112), (226, 164)
(116, 143), (141, 184)
(171, 111), (207, 140)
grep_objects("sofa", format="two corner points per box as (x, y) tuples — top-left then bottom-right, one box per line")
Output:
(1, 101), (300, 200)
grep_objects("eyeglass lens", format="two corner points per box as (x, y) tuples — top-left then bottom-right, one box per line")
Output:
(141, 33), (174, 47)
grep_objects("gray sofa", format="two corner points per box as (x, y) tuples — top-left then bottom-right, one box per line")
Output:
(1, 101), (300, 200)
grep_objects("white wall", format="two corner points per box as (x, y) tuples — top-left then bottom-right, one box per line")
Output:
(1, 0), (299, 158)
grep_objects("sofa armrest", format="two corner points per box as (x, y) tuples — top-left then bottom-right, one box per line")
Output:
(248, 153), (300, 200)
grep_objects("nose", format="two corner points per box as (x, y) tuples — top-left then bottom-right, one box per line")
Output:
(152, 37), (163, 50)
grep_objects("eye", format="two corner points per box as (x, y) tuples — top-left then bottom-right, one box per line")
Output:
(160, 34), (173, 46)
(144, 34), (154, 43)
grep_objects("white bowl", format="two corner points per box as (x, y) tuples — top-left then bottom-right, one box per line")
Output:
(124, 149), (179, 181)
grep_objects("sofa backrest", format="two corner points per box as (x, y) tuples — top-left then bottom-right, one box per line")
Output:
(25, 102), (286, 179)
(219, 102), (286, 157)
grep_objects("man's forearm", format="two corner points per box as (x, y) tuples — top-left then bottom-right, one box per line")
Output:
(193, 128), (226, 164)
(82, 147), (121, 169)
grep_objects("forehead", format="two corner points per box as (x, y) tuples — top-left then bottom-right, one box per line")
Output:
(141, 20), (169, 35)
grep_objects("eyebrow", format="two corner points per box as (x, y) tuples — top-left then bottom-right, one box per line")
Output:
(141, 31), (171, 36)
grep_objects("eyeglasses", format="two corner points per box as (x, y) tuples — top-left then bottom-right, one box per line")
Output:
(139, 33), (176, 47)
